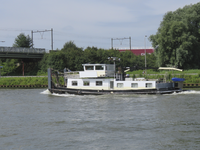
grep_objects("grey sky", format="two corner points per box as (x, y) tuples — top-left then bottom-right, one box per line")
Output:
(0, 0), (199, 50)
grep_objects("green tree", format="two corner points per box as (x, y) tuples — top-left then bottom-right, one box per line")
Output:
(149, 2), (200, 69)
(146, 53), (158, 69)
(38, 41), (157, 73)
(1, 59), (18, 76)
(83, 47), (99, 63)
(0, 33), (33, 76)
(62, 41), (81, 52)
(13, 33), (33, 48)
(38, 53), (49, 72)
(61, 41), (84, 71)
(48, 51), (66, 71)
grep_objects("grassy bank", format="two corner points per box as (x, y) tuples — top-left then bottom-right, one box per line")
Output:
(0, 77), (48, 86)
(127, 69), (200, 83)
(127, 69), (200, 75)
(1, 70), (200, 88)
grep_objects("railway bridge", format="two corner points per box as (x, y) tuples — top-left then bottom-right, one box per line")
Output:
(0, 46), (45, 59)
(0, 47), (46, 76)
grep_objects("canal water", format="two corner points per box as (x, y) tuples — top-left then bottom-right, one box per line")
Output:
(0, 88), (200, 150)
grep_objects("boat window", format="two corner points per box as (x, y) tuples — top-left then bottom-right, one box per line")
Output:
(96, 81), (102, 86)
(72, 81), (78, 86)
(83, 81), (90, 86)
(95, 66), (104, 70)
(117, 83), (123, 88)
(146, 83), (152, 88)
(131, 83), (138, 88)
(85, 66), (94, 70)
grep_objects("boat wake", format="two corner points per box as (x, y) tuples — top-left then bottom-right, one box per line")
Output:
(40, 89), (51, 94)
(40, 89), (75, 97)
(51, 93), (75, 97)
(172, 90), (200, 95)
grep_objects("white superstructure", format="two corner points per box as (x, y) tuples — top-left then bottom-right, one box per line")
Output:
(67, 78), (156, 90)
(65, 64), (156, 91)
(79, 64), (115, 78)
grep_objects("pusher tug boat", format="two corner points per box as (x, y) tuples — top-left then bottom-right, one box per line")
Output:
(47, 64), (184, 95)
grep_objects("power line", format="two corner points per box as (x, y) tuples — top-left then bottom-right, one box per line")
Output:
(111, 37), (131, 50)
(54, 31), (111, 40)
(0, 29), (31, 32)
(31, 29), (53, 50)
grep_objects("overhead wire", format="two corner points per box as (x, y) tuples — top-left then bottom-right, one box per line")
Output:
(0, 28), (149, 49)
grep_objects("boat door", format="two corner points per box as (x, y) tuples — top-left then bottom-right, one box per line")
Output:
(110, 81), (114, 90)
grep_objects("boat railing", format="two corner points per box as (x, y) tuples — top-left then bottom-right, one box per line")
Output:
(124, 77), (159, 81)
(64, 71), (80, 79)
(65, 71), (79, 74)
(125, 77), (173, 83)
(50, 69), (65, 88)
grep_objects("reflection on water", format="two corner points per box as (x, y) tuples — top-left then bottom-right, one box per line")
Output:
(0, 88), (200, 150)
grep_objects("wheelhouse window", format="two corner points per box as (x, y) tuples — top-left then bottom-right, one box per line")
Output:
(117, 83), (123, 88)
(83, 81), (90, 86)
(146, 83), (152, 88)
(85, 66), (94, 70)
(96, 81), (103, 86)
(95, 65), (104, 70)
(131, 83), (138, 88)
(72, 81), (77, 86)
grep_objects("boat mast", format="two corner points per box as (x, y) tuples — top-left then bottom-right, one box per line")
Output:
(108, 57), (120, 89)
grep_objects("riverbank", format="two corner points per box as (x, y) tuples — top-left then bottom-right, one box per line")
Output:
(183, 83), (200, 88)
(0, 85), (48, 88)
(0, 76), (48, 88)
(127, 69), (200, 86)
(0, 75), (200, 88)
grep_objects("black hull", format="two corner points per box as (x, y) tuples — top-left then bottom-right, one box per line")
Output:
(49, 87), (183, 95)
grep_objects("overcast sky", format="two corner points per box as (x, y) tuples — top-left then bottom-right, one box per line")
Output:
(0, 0), (199, 50)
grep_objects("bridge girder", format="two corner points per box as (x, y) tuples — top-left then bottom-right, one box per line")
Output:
(0, 46), (45, 59)
(0, 52), (44, 59)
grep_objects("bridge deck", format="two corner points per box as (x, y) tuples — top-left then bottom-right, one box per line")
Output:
(0, 47), (45, 59)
